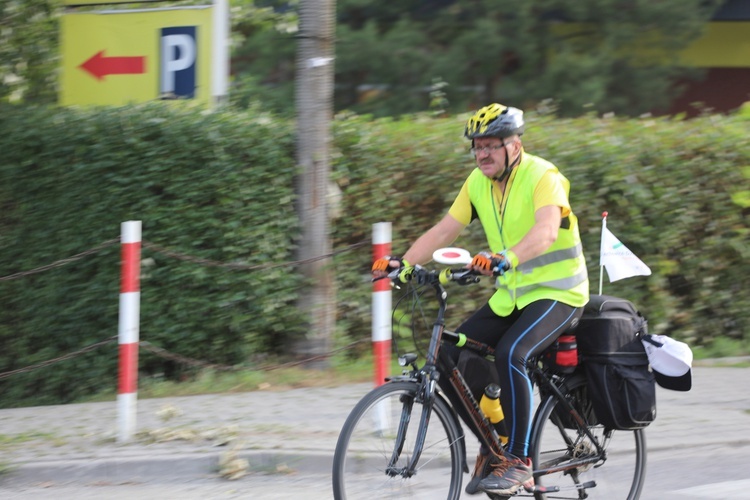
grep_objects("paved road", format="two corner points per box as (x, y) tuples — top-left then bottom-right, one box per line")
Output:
(1, 365), (749, 499)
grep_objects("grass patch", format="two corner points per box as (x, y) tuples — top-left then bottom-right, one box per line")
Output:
(694, 358), (750, 368)
(0, 461), (14, 477)
(0, 431), (59, 446)
(692, 337), (750, 367)
(0, 431), (66, 455)
(77, 354), (405, 403)
(692, 337), (750, 359)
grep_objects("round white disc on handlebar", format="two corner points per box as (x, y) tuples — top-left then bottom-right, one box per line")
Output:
(432, 247), (472, 265)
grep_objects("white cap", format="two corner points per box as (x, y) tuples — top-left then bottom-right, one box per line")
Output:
(641, 334), (693, 391)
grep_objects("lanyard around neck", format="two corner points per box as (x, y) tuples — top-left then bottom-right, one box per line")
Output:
(490, 175), (513, 250)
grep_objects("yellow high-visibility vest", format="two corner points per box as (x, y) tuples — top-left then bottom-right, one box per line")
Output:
(466, 153), (589, 316)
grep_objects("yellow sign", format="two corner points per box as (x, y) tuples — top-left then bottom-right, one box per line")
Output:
(680, 22), (750, 68)
(60, 7), (213, 106)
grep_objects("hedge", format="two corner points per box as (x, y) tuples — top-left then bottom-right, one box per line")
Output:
(0, 103), (301, 406)
(0, 102), (747, 406)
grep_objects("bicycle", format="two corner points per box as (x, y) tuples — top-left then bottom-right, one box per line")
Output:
(332, 256), (647, 500)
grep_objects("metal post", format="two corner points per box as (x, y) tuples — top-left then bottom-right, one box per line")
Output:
(118, 220), (141, 442)
(372, 222), (392, 386)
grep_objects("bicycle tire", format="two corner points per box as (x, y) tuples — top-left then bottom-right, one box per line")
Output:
(530, 374), (647, 500)
(332, 380), (464, 500)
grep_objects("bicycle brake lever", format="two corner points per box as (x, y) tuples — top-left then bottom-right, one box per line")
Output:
(371, 272), (402, 289)
(452, 270), (480, 285)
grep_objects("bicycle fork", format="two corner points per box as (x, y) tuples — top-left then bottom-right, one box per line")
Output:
(385, 377), (438, 478)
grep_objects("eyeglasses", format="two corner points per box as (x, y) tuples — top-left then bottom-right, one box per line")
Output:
(470, 144), (507, 156)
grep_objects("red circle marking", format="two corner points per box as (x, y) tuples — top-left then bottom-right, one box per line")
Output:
(443, 251), (460, 258)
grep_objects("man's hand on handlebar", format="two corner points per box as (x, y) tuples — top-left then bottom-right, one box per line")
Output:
(468, 251), (510, 277)
(372, 256), (414, 282)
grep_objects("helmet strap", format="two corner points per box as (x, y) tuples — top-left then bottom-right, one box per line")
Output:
(493, 140), (521, 183)
(494, 165), (511, 184)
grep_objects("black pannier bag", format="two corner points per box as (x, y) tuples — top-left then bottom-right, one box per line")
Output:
(576, 295), (656, 430)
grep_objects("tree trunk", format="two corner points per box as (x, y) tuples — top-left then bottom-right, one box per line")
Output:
(294, 0), (336, 366)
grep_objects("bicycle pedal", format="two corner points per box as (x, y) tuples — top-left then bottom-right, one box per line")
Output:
(524, 480), (597, 494)
(524, 484), (557, 494)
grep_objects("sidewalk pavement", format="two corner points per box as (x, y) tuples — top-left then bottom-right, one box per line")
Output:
(0, 366), (748, 488)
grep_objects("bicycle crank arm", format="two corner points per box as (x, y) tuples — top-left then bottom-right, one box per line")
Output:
(524, 480), (596, 494)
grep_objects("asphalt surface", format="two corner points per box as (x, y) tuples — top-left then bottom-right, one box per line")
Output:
(0, 364), (749, 499)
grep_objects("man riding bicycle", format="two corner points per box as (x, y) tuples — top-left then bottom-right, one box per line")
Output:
(372, 103), (589, 496)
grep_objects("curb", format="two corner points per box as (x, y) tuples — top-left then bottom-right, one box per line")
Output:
(2, 451), (334, 487)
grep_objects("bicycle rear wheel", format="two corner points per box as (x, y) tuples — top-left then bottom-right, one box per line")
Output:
(332, 380), (465, 500)
(530, 374), (646, 500)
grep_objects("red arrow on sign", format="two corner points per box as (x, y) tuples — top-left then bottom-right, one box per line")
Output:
(79, 50), (146, 81)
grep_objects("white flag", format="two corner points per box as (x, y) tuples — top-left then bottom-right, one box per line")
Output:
(600, 226), (652, 282)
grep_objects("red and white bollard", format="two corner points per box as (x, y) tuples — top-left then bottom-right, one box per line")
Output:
(118, 220), (141, 442)
(372, 222), (392, 387)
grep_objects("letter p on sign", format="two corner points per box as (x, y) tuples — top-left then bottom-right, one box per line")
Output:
(160, 26), (197, 98)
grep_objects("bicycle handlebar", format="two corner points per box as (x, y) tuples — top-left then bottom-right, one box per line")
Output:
(373, 265), (482, 287)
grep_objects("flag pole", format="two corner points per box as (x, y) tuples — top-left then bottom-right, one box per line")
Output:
(599, 211), (608, 296)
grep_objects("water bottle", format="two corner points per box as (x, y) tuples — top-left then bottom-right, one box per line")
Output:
(542, 334), (578, 374)
(479, 383), (508, 444)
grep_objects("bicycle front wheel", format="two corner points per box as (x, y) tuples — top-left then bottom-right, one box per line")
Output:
(332, 380), (465, 500)
(530, 374), (647, 500)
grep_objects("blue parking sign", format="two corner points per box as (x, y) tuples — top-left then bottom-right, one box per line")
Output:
(160, 26), (197, 98)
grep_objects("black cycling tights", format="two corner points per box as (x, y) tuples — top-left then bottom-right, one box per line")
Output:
(438, 299), (582, 459)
